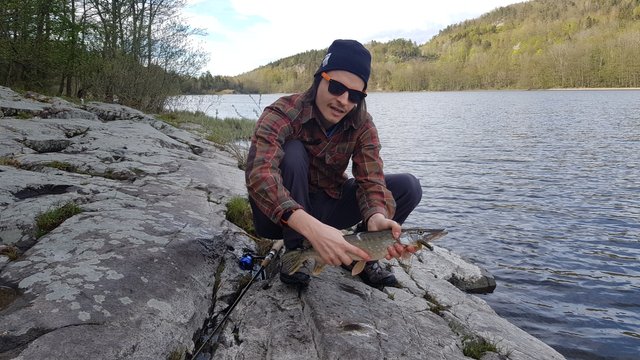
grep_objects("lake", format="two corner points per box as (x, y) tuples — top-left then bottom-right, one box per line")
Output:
(169, 90), (640, 360)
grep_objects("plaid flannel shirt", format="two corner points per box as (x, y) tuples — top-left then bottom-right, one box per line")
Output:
(245, 92), (395, 225)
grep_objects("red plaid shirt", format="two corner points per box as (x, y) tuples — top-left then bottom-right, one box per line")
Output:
(245, 92), (395, 225)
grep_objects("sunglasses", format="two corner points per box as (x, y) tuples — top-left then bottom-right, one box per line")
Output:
(321, 72), (367, 103)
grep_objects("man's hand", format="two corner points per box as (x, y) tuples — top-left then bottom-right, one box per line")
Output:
(366, 213), (417, 260)
(287, 209), (371, 266)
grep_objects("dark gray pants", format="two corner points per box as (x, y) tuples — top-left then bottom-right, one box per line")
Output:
(250, 140), (423, 249)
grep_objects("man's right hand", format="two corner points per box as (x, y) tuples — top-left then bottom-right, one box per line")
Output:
(287, 209), (371, 266)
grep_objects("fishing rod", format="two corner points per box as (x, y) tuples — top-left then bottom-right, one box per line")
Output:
(191, 239), (284, 359)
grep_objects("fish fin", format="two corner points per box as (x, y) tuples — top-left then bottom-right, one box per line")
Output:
(398, 257), (413, 273)
(311, 261), (326, 275)
(351, 261), (366, 276)
(401, 249), (413, 260)
(280, 250), (304, 275)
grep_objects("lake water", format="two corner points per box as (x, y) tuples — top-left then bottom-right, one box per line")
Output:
(170, 90), (640, 360)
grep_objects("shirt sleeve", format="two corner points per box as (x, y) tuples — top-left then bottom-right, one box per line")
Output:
(351, 119), (396, 221)
(245, 106), (303, 225)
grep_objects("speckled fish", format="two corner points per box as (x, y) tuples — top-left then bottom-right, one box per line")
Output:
(281, 228), (447, 276)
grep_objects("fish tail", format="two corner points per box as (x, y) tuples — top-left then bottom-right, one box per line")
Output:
(280, 250), (307, 275)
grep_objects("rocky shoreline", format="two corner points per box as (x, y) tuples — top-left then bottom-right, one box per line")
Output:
(0, 86), (565, 359)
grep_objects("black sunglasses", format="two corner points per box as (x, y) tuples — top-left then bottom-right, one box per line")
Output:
(321, 72), (367, 103)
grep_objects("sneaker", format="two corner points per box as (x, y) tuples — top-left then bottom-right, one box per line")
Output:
(357, 261), (398, 288)
(280, 253), (311, 287)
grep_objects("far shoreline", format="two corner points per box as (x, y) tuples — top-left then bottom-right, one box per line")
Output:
(545, 87), (640, 91)
(179, 87), (640, 97)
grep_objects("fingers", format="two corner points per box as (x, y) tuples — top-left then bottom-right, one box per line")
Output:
(322, 250), (348, 266)
(385, 243), (417, 260)
(319, 243), (365, 266)
(337, 251), (354, 266)
(390, 220), (402, 239)
(347, 244), (371, 263)
(386, 244), (401, 259)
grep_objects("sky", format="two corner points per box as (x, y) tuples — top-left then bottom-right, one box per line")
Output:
(183, 0), (526, 77)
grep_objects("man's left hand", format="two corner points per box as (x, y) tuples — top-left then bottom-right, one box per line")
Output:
(366, 213), (417, 260)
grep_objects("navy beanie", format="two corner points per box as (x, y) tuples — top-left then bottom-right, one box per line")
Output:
(314, 39), (371, 89)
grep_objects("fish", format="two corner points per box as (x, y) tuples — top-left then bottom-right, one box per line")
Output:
(281, 228), (447, 276)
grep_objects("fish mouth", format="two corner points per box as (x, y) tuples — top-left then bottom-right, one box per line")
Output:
(417, 229), (448, 246)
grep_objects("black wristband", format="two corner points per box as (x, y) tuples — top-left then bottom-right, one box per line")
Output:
(280, 210), (294, 226)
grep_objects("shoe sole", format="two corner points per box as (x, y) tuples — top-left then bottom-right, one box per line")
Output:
(280, 273), (310, 287)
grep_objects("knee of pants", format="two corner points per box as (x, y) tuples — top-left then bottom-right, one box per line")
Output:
(406, 173), (423, 208)
(280, 140), (308, 171)
(393, 173), (423, 208)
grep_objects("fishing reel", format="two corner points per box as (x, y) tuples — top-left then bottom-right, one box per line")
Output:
(238, 253), (267, 279)
(238, 253), (258, 271)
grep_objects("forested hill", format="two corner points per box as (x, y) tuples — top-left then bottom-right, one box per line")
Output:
(199, 0), (640, 94)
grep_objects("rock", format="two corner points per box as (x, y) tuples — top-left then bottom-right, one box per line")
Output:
(22, 139), (72, 153)
(416, 245), (497, 293)
(0, 86), (566, 360)
(82, 102), (148, 122)
(0, 87), (96, 121)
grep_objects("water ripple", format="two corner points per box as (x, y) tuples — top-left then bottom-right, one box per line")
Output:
(369, 90), (640, 360)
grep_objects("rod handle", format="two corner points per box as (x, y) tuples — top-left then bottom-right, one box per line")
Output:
(260, 239), (284, 267)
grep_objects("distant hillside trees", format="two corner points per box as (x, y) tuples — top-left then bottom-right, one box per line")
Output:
(4, 0), (639, 101)
(418, 0), (640, 90)
(232, 49), (326, 94)
(227, 0), (640, 94)
(0, 0), (207, 111)
(180, 72), (240, 94)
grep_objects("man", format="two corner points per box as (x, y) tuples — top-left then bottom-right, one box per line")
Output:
(245, 39), (422, 288)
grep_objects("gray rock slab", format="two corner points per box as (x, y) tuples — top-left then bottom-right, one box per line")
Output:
(215, 267), (466, 360)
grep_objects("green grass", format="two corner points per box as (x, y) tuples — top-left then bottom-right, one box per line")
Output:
(16, 111), (32, 119)
(424, 292), (448, 315)
(167, 348), (185, 360)
(462, 337), (499, 359)
(0, 245), (20, 261)
(43, 161), (78, 172)
(0, 157), (22, 168)
(157, 111), (255, 145)
(225, 196), (255, 235)
(35, 202), (83, 238)
(223, 196), (276, 255)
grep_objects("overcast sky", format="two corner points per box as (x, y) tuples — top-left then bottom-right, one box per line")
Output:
(183, 0), (526, 76)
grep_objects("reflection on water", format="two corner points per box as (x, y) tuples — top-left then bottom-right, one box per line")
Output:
(172, 90), (640, 360)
